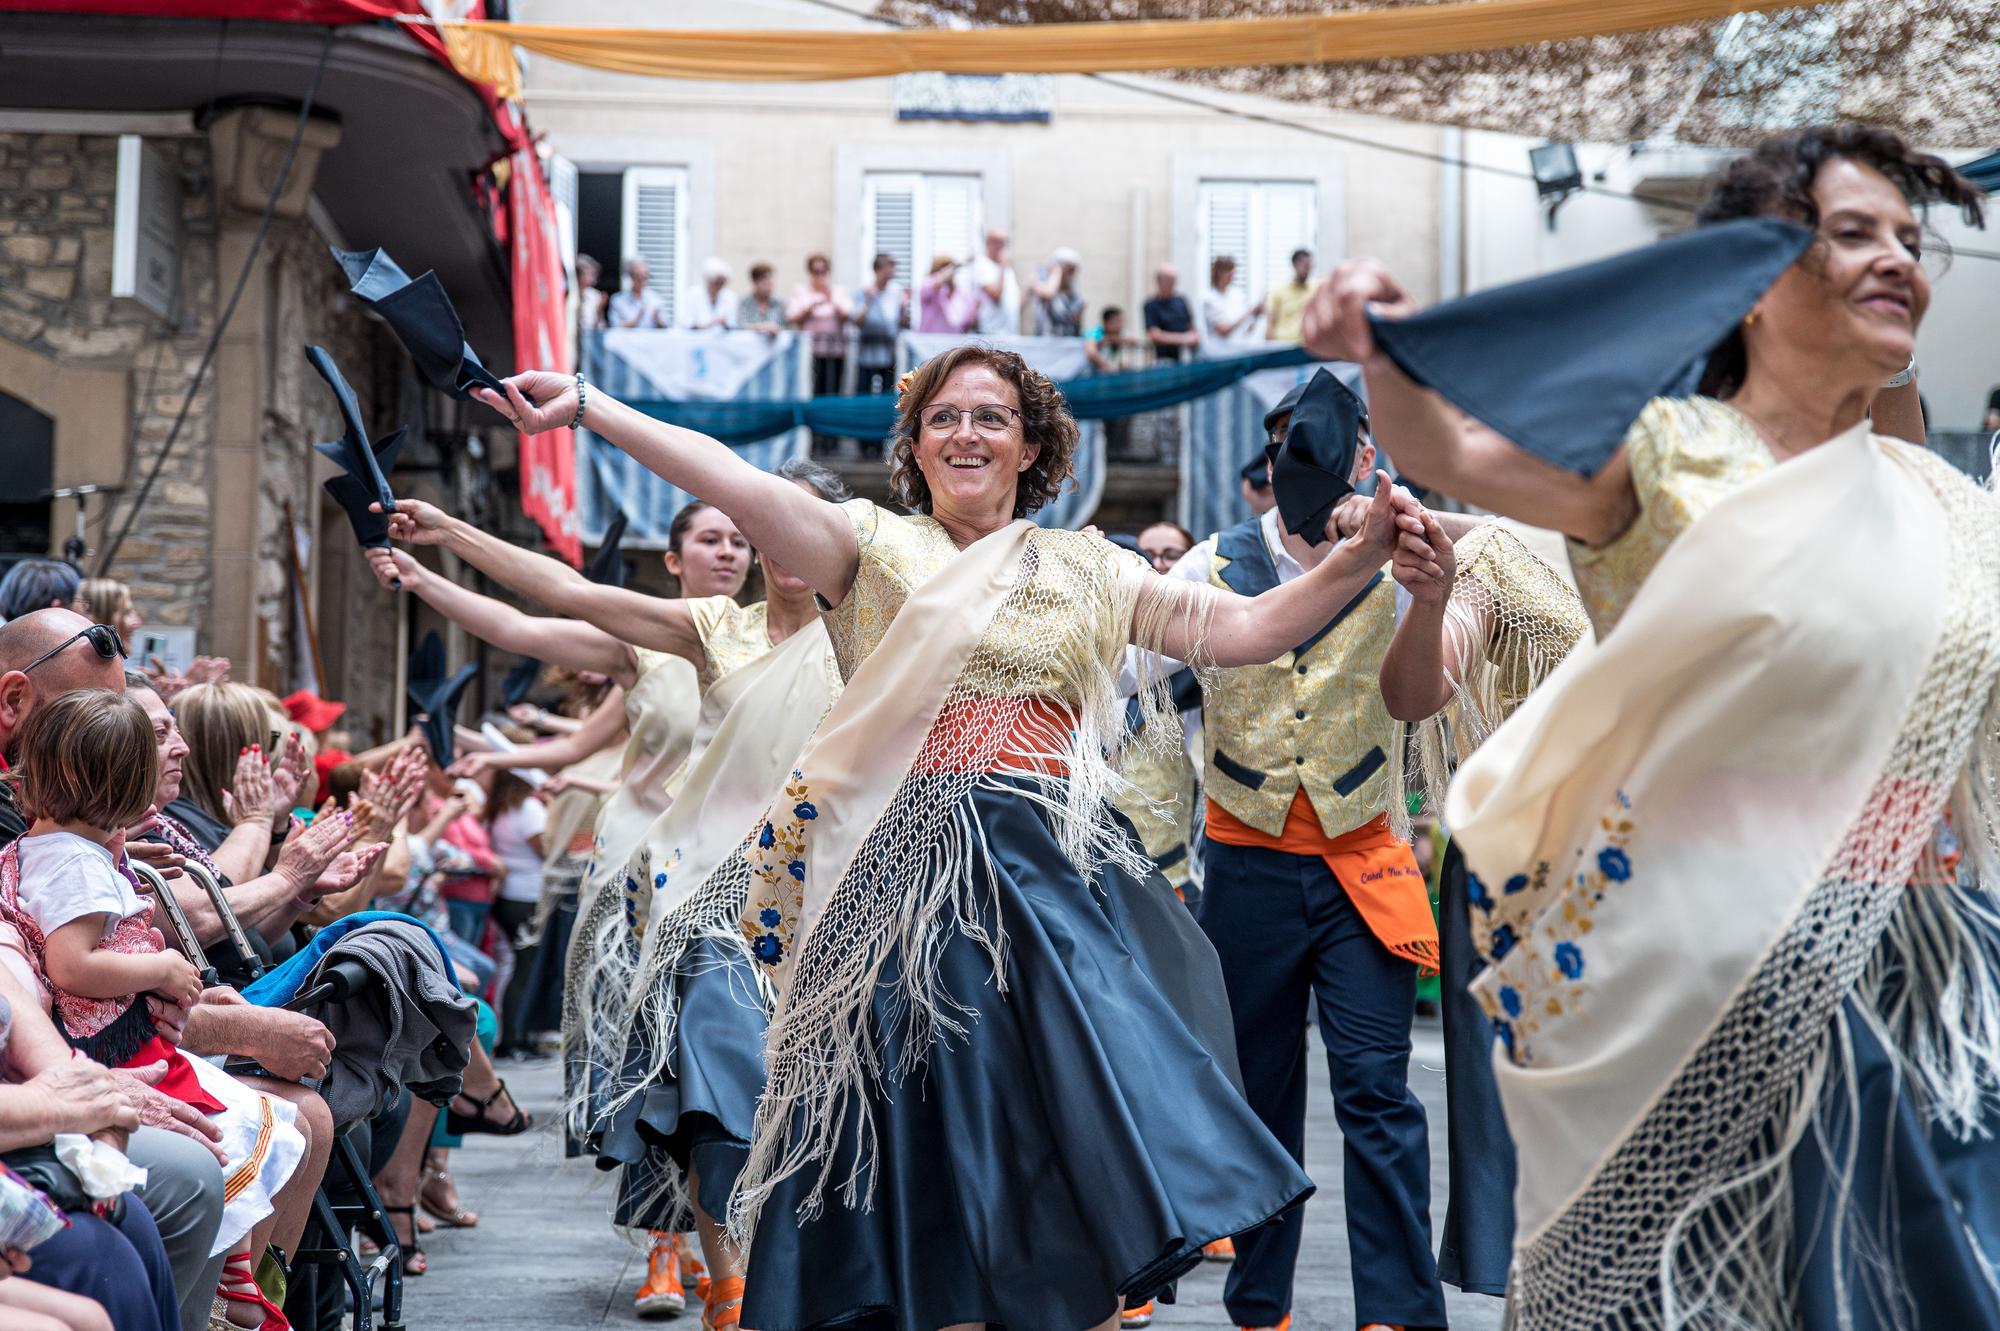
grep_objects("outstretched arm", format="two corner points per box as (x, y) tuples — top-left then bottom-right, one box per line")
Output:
(455, 688), (628, 778)
(368, 547), (640, 687)
(1303, 261), (1638, 547)
(1379, 512), (1483, 722)
(474, 373), (861, 603)
(375, 512), (706, 667)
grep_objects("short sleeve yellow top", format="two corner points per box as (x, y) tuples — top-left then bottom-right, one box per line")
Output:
(684, 596), (771, 695)
(1566, 397), (1773, 638)
(820, 498), (1146, 705)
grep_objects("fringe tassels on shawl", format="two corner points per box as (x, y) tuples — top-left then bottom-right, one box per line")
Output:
(728, 537), (1215, 1245)
(1500, 448), (2000, 1331)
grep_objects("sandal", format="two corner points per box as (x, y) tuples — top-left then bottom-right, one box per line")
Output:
(384, 1205), (428, 1277)
(419, 1166), (479, 1228)
(217, 1250), (291, 1331)
(445, 1079), (532, 1136)
(703, 1275), (746, 1330)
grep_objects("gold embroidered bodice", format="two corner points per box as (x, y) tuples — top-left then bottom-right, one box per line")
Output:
(686, 596), (770, 695)
(823, 499), (1139, 702)
(1567, 397), (1773, 637)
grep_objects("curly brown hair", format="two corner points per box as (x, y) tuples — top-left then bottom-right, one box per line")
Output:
(888, 346), (1077, 519)
(1694, 124), (1985, 397)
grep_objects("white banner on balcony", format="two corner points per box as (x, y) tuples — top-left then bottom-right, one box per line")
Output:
(578, 329), (812, 548)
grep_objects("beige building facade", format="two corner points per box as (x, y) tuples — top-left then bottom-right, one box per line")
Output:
(519, 0), (1446, 343)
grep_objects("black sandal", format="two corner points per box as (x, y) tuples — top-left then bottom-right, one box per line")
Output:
(383, 1205), (427, 1277)
(445, 1080), (532, 1136)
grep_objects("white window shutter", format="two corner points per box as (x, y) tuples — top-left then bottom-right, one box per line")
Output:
(865, 173), (918, 289)
(926, 174), (983, 270)
(621, 166), (687, 326)
(1199, 181), (1253, 295)
(1259, 181), (1316, 298)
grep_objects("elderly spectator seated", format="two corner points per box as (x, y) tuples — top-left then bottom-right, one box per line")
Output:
(0, 609), (235, 1331)
(609, 256), (667, 329)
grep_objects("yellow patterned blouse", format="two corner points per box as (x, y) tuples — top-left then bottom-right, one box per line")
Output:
(685, 596), (771, 694)
(822, 499), (1149, 703)
(1566, 397), (1773, 638)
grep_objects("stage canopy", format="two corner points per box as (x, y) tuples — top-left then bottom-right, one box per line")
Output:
(428, 0), (1996, 148)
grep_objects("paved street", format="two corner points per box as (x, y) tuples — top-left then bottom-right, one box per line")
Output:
(405, 1019), (1504, 1330)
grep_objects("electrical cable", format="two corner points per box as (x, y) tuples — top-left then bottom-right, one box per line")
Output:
(96, 25), (338, 576)
(790, 0), (2000, 262)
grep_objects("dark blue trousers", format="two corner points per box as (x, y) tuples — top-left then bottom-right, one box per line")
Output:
(1199, 836), (1447, 1330)
(25, 1194), (180, 1331)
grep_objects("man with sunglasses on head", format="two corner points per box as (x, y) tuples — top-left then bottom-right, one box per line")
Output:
(0, 606), (235, 1331)
(0, 609), (127, 842)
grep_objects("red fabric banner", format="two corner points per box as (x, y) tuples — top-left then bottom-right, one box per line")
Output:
(508, 146), (580, 566)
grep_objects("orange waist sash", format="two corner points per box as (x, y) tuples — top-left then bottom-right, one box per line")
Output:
(1207, 789), (1438, 975)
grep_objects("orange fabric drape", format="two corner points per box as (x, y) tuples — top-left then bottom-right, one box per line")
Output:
(427, 0), (1812, 98)
(1206, 791), (1439, 976)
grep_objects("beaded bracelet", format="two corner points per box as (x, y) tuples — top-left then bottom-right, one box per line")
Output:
(568, 372), (588, 430)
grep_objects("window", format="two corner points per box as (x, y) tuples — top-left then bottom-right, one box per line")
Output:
(0, 389), (52, 556)
(1198, 179), (1317, 303)
(620, 166), (688, 326)
(863, 171), (983, 288)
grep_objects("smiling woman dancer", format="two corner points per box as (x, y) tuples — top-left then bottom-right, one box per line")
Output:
(372, 497), (750, 1320)
(476, 344), (1441, 1331)
(1305, 124), (1999, 1329)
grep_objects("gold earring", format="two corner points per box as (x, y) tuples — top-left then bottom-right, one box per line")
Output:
(1744, 309), (1761, 328)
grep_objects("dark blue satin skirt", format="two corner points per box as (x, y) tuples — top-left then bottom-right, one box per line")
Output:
(1436, 843), (1515, 1297)
(1789, 990), (2000, 1328)
(595, 932), (768, 1230)
(741, 779), (1314, 1331)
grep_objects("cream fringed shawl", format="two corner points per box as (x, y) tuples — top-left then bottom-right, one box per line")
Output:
(729, 519), (1209, 1241)
(576, 616), (842, 1193)
(1444, 425), (2000, 1330)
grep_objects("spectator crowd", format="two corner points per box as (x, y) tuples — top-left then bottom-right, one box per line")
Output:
(0, 558), (578, 1331)
(572, 231), (1329, 376)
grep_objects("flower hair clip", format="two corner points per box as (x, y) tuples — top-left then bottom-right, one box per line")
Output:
(894, 370), (916, 405)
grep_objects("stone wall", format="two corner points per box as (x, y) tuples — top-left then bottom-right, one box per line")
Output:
(0, 131), (219, 627)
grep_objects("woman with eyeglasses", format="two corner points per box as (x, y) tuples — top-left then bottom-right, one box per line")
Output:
(1303, 124), (1998, 1328)
(476, 342), (1440, 1331)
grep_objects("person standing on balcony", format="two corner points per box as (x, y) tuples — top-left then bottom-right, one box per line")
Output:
(678, 258), (739, 332)
(740, 263), (785, 336)
(969, 227), (1022, 334)
(1031, 247), (1086, 338)
(1201, 256), (1263, 352)
(1264, 248), (1318, 343)
(609, 256), (669, 329)
(916, 255), (975, 334)
(852, 252), (906, 398)
(1144, 263), (1199, 363)
(787, 253), (853, 400)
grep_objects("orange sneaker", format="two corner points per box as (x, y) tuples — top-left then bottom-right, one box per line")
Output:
(1121, 1300), (1155, 1328)
(678, 1232), (711, 1303)
(1204, 1236), (1236, 1262)
(635, 1231), (687, 1319)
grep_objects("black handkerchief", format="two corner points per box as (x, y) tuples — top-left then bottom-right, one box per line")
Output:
(1272, 369), (1367, 547)
(406, 630), (478, 768)
(333, 246), (506, 400)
